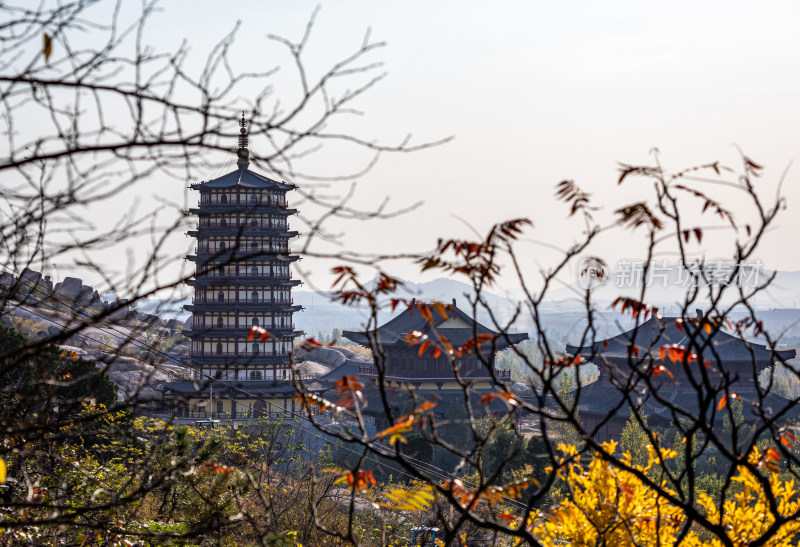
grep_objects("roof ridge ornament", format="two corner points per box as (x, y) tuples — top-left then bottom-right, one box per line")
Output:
(236, 111), (250, 170)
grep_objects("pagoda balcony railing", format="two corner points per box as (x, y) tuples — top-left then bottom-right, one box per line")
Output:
(358, 365), (512, 381)
(194, 272), (292, 279)
(189, 356), (292, 365)
(191, 297), (294, 305)
(191, 351), (291, 359)
(195, 247), (289, 255)
(196, 223), (289, 231)
(197, 199), (287, 208)
(190, 323), (296, 331)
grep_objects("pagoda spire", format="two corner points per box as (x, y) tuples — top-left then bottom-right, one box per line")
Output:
(236, 111), (250, 169)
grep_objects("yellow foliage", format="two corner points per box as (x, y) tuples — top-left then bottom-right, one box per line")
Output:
(527, 442), (800, 546)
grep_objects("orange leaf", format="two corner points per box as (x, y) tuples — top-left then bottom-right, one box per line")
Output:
(780, 435), (793, 449)
(668, 346), (679, 363)
(418, 303), (434, 324)
(766, 448), (782, 462)
(658, 346), (667, 361)
(433, 301), (449, 320)
(415, 398), (438, 412)
(419, 340), (431, 356)
(376, 414), (415, 441)
(652, 365), (674, 381)
(498, 512), (517, 521)
(717, 394), (727, 411)
(300, 337), (323, 351)
(432, 347), (442, 358)
(479, 392), (519, 407)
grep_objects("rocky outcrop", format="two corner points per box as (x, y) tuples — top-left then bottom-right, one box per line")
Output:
(1, 268), (136, 320)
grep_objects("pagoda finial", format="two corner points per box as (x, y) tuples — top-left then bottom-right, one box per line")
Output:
(236, 111), (250, 169)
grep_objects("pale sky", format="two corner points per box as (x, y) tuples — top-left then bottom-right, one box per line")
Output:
(33, 1), (800, 297)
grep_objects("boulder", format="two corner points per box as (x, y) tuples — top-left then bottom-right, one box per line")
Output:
(295, 346), (346, 368)
(140, 313), (164, 327)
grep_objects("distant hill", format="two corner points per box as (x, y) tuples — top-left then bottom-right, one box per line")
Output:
(138, 271), (800, 346)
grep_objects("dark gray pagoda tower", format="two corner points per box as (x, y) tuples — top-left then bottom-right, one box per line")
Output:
(166, 114), (305, 419)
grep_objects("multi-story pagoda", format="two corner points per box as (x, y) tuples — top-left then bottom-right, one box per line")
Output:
(344, 299), (528, 390)
(163, 115), (315, 419)
(566, 311), (799, 441)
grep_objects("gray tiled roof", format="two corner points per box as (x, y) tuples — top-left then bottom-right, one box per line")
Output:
(343, 303), (528, 350)
(193, 168), (295, 191)
(566, 316), (795, 364)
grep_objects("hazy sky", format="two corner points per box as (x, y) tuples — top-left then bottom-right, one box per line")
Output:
(46, 1), (800, 296)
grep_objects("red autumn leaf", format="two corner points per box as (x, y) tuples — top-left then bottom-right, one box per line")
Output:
(300, 337), (323, 351)
(498, 512), (517, 522)
(343, 470), (376, 491)
(652, 365), (674, 381)
(404, 330), (427, 345)
(417, 303), (434, 324)
(433, 301), (449, 320)
(479, 392), (519, 407)
(415, 398), (438, 412)
(718, 394), (727, 411)
(675, 319), (684, 333)
(432, 347), (442, 359)
(766, 448), (782, 462)
(780, 435), (793, 449)
(418, 340), (431, 356)
(694, 228), (703, 243)
(668, 346), (679, 363)
(658, 347), (667, 361)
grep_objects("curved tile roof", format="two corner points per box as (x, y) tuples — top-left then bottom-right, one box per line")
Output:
(192, 168), (295, 191)
(343, 301), (528, 350)
(566, 316), (795, 364)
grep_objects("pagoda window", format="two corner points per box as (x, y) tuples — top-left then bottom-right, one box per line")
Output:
(217, 265), (224, 276)
(252, 317), (259, 326)
(251, 291), (258, 302)
(219, 241), (226, 251)
(217, 291), (224, 302)
(220, 194), (227, 204)
(249, 371), (263, 380)
(251, 266), (258, 276)
(252, 343), (260, 354)
(220, 218), (227, 227)
(216, 343), (223, 355)
(216, 401), (224, 415)
(216, 316), (224, 328)
(250, 218), (257, 227)
(249, 194), (258, 204)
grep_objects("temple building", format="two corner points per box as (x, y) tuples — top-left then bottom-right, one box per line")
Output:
(162, 115), (322, 419)
(566, 311), (799, 441)
(344, 299), (528, 390)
